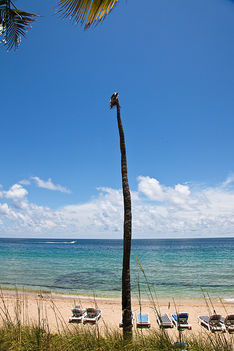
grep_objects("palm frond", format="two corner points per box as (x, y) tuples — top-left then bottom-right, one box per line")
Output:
(57, 0), (118, 28)
(0, 0), (37, 50)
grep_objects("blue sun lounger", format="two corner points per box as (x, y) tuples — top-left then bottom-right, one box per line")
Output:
(137, 312), (151, 328)
(172, 312), (192, 330)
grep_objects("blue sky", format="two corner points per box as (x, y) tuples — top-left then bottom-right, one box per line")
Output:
(1, 0), (234, 238)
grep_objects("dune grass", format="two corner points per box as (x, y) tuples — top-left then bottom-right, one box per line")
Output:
(0, 321), (233, 351)
(0, 291), (233, 351)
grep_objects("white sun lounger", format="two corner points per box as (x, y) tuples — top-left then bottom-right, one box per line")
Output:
(198, 314), (225, 333)
(220, 315), (234, 334)
(157, 313), (174, 329)
(172, 312), (192, 330)
(119, 313), (135, 328)
(136, 312), (151, 328)
(69, 306), (86, 323)
(83, 308), (101, 324)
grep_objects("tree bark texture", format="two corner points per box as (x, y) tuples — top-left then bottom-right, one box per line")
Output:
(116, 103), (133, 339)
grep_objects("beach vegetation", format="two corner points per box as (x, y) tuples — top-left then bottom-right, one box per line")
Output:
(110, 93), (133, 339)
(0, 293), (233, 351)
(0, 319), (233, 350)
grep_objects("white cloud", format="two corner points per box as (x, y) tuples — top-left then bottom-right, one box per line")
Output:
(31, 176), (71, 194)
(0, 176), (234, 238)
(222, 174), (234, 187)
(0, 203), (11, 215)
(19, 179), (31, 185)
(138, 176), (192, 207)
(138, 176), (165, 201)
(5, 184), (28, 200)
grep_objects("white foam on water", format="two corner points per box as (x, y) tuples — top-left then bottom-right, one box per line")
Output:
(223, 299), (234, 303)
(45, 241), (77, 244)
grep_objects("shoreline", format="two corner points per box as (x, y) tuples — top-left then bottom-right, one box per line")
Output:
(1, 286), (233, 303)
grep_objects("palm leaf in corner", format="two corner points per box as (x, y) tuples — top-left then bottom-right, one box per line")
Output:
(57, 0), (118, 28)
(0, 0), (37, 50)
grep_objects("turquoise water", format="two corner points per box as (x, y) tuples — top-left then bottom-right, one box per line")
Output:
(0, 238), (233, 299)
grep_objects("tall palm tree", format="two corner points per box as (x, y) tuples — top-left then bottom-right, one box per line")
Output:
(0, 0), (118, 50)
(110, 92), (132, 339)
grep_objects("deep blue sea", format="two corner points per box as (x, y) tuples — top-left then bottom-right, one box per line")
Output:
(0, 237), (233, 299)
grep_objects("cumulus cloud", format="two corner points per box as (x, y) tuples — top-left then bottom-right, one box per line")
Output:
(138, 176), (191, 207)
(138, 176), (165, 201)
(0, 176), (234, 237)
(5, 184), (28, 200)
(31, 176), (71, 194)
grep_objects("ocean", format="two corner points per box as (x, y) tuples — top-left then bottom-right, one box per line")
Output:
(0, 237), (233, 299)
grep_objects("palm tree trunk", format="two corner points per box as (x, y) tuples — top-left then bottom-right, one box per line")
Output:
(110, 93), (132, 339)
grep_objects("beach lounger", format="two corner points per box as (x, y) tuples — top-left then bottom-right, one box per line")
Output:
(172, 312), (192, 330)
(157, 313), (174, 329)
(220, 314), (234, 334)
(119, 313), (134, 328)
(83, 308), (101, 324)
(136, 312), (151, 328)
(69, 306), (86, 323)
(198, 314), (225, 333)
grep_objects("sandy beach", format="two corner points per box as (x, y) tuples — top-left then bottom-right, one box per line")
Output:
(0, 290), (233, 336)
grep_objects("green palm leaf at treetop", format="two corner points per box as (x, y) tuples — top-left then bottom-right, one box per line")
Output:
(0, 0), (118, 50)
(0, 0), (37, 50)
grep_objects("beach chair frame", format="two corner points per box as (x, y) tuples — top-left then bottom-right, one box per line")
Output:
(198, 314), (225, 333)
(172, 312), (192, 330)
(69, 306), (86, 323)
(157, 313), (174, 329)
(221, 315), (234, 334)
(136, 312), (151, 328)
(83, 308), (102, 324)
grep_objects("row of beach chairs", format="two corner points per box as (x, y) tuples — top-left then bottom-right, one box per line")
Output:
(69, 306), (101, 324)
(120, 311), (234, 333)
(157, 312), (191, 330)
(157, 312), (234, 333)
(198, 314), (234, 333)
(68, 307), (234, 333)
